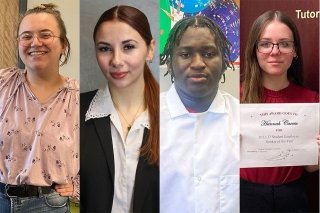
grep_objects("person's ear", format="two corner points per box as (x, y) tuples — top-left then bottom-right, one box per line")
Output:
(166, 57), (175, 82)
(166, 57), (173, 75)
(221, 55), (229, 74)
(293, 47), (298, 59)
(146, 39), (155, 63)
(60, 37), (67, 54)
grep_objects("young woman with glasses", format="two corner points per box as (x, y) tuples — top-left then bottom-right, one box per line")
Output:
(0, 4), (79, 212)
(241, 10), (319, 212)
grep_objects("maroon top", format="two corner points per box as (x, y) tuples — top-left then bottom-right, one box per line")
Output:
(241, 83), (319, 184)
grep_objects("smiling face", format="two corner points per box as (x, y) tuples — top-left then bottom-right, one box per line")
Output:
(18, 13), (66, 73)
(256, 20), (296, 79)
(94, 20), (154, 90)
(170, 26), (223, 100)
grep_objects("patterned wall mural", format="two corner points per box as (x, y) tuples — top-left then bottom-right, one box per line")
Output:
(160, 0), (240, 68)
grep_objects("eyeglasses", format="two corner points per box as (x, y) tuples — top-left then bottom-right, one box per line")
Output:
(256, 41), (295, 54)
(17, 32), (61, 47)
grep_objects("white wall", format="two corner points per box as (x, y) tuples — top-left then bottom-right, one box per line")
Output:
(27, 0), (79, 80)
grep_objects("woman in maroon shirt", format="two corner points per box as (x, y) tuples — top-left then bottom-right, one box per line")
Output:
(241, 10), (319, 212)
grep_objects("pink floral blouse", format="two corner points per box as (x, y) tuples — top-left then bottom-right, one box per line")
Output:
(0, 67), (79, 187)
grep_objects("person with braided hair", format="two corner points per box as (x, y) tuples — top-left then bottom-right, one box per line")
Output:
(160, 16), (239, 212)
(0, 4), (79, 212)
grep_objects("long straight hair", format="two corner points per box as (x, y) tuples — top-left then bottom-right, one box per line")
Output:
(242, 10), (303, 103)
(93, 5), (159, 166)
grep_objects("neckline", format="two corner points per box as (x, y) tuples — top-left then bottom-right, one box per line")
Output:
(264, 83), (292, 97)
(20, 70), (70, 104)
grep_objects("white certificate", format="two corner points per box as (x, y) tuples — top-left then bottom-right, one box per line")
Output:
(240, 103), (319, 168)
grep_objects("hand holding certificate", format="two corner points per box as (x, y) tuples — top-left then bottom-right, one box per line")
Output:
(240, 103), (319, 168)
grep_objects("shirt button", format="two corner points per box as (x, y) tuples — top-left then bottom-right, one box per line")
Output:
(195, 176), (201, 185)
(119, 177), (124, 185)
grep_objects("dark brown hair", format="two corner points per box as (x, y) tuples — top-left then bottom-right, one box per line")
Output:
(242, 10), (303, 103)
(17, 3), (71, 66)
(93, 5), (159, 166)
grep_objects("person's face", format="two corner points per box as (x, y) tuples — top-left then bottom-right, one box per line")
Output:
(170, 26), (223, 99)
(18, 13), (66, 72)
(256, 20), (296, 78)
(95, 21), (154, 90)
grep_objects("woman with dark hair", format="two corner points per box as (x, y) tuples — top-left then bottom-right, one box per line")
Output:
(241, 10), (319, 212)
(0, 4), (79, 212)
(80, 5), (159, 213)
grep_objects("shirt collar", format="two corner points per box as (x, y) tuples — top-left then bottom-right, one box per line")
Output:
(85, 85), (115, 121)
(85, 85), (150, 129)
(166, 84), (227, 118)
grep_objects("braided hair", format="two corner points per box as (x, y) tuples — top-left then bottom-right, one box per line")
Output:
(160, 16), (233, 82)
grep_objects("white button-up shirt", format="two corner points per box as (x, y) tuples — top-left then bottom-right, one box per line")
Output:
(85, 86), (149, 213)
(160, 85), (239, 213)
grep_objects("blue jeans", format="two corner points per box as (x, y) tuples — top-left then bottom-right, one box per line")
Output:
(0, 189), (70, 213)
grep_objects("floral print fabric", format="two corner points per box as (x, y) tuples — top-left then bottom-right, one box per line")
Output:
(0, 67), (79, 186)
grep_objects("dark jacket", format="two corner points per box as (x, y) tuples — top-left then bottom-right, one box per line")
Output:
(80, 90), (159, 213)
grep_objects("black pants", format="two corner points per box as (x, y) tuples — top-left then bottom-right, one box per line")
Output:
(240, 178), (309, 213)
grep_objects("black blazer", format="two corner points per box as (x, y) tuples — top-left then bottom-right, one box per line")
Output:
(80, 90), (159, 213)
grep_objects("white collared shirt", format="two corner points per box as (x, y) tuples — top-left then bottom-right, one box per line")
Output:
(160, 85), (240, 213)
(85, 85), (149, 213)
